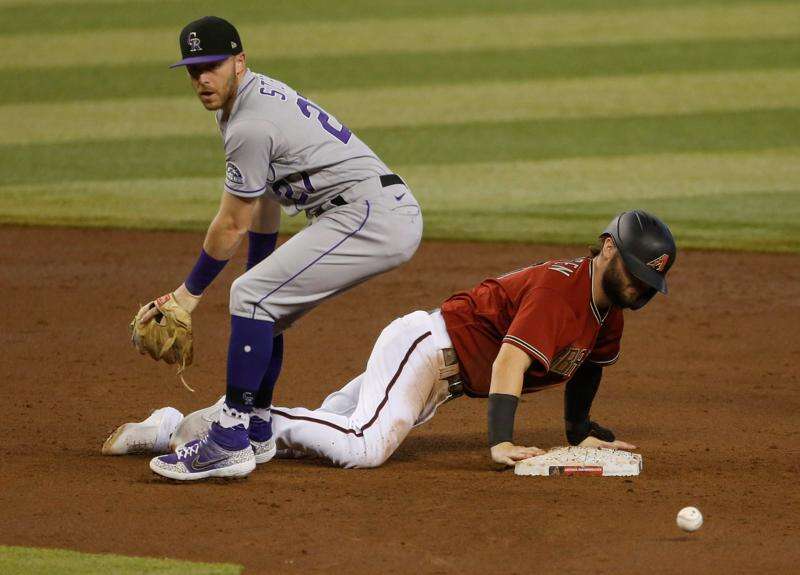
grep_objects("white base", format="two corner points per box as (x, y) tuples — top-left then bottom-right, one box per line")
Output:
(514, 446), (643, 477)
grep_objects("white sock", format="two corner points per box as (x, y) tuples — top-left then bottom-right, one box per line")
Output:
(219, 404), (250, 428)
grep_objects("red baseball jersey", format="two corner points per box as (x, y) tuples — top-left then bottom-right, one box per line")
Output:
(440, 257), (623, 397)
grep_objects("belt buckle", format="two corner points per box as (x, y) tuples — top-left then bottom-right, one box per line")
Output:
(439, 347), (463, 403)
(443, 378), (464, 404)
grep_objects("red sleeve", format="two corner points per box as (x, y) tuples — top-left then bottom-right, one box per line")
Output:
(589, 309), (624, 366)
(502, 288), (574, 376)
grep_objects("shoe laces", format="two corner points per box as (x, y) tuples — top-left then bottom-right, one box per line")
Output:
(176, 443), (200, 459)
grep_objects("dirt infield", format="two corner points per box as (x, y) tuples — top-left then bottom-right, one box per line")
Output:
(1, 226), (798, 574)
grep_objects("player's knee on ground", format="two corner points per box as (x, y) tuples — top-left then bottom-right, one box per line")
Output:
(348, 449), (391, 469)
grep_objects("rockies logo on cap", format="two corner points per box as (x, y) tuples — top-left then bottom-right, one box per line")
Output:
(187, 32), (202, 52)
(171, 16), (243, 69)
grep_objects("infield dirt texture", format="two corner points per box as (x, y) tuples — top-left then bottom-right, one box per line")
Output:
(2, 228), (799, 573)
(1, 0), (799, 573)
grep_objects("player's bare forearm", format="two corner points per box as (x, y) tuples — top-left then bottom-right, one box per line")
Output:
(249, 196), (281, 234)
(488, 344), (544, 465)
(202, 192), (258, 260)
(139, 192), (258, 323)
(488, 343), (531, 397)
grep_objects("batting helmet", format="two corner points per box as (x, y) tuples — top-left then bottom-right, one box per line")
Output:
(601, 210), (676, 309)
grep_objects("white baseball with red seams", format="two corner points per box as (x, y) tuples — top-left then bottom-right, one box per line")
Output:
(270, 310), (454, 468)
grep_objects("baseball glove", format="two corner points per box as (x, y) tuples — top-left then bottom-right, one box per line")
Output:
(130, 293), (195, 391)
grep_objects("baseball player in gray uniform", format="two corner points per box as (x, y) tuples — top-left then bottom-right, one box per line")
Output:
(141, 16), (422, 481)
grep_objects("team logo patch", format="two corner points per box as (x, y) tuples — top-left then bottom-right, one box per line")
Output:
(226, 162), (244, 185)
(550, 347), (589, 379)
(646, 254), (670, 273)
(187, 31), (202, 52)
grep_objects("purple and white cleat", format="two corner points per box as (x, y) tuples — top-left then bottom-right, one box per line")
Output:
(149, 423), (255, 480)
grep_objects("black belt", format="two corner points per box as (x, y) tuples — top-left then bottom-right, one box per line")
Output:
(310, 174), (405, 217)
(379, 173), (404, 188)
(442, 347), (465, 403)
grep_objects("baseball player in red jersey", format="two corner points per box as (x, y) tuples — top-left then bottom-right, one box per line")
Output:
(105, 211), (676, 468)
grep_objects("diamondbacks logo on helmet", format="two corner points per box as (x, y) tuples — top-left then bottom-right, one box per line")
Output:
(647, 254), (670, 273)
(187, 32), (202, 52)
(226, 162), (244, 185)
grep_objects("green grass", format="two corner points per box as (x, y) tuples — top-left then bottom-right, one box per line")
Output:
(0, 546), (241, 575)
(7, 69), (800, 145)
(2, 149), (797, 251)
(0, 0), (798, 253)
(0, 0), (780, 35)
(5, 3), (795, 69)
(6, 37), (800, 105)
(3, 109), (798, 185)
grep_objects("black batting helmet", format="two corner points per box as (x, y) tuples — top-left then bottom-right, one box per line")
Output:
(601, 210), (676, 309)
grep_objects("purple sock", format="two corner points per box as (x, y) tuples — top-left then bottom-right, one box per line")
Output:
(249, 334), (282, 441)
(246, 231), (278, 271)
(249, 416), (272, 442)
(226, 315), (274, 412)
(208, 422), (250, 451)
(255, 334), (283, 408)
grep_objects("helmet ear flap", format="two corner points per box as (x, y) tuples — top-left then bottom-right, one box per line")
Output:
(630, 287), (657, 310)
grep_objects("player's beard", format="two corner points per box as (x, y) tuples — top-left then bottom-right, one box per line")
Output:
(220, 68), (238, 108)
(601, 254), (640, 309)
(197, 67), (238, 111)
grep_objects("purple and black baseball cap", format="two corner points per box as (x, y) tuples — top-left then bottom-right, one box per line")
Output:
(170, 16), (243, 69)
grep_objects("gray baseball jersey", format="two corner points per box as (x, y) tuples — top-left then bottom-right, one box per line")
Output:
(218, 69), (390, 216)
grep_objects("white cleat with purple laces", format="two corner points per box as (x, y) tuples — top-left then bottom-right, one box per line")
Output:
(150, 425), (256, 481)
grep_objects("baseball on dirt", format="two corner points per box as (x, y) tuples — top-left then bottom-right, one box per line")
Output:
(676, 506), (703, 532)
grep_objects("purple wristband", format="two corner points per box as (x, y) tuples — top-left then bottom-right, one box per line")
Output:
(247, 231), (278, 270)
(185, 249), (229, 296)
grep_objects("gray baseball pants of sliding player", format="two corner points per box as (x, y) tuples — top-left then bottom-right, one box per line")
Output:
(229, 175), (422, 331)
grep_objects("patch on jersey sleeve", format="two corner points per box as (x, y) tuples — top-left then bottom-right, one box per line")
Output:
(226, 161), (245, 186)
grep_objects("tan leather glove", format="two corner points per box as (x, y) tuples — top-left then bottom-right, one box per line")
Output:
(130, 293), (194, 391)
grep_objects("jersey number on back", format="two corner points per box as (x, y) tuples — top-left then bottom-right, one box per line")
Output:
(296, 98), (352, 144)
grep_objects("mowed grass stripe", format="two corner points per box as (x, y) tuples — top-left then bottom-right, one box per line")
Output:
(0, 0), (166, 5)
(0, 546), (241, 575)
(417, 190), (800, 250)
(0, 0), (775, 35)
(4, 70), (799, 146)
(1, 109), (798, 186)
(4, 3), (797, 69)
(6, 37), (798, 106)
(2, 150), (797, 251)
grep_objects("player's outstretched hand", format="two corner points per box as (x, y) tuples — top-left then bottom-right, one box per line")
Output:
(490, 442), (545, 466)
(139, 284), (201, 323)
(578, 436), (637, 451)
